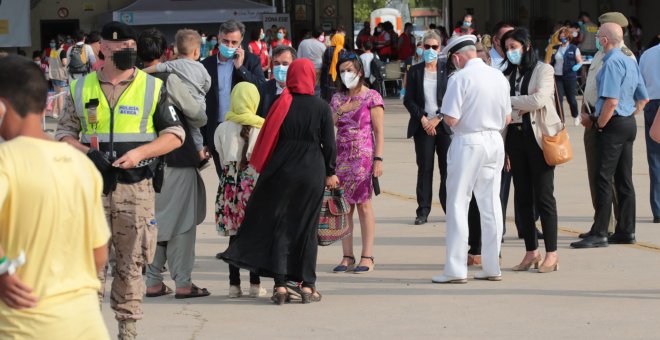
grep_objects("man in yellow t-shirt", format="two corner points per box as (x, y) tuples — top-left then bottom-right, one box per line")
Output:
(0, 55), (111, 339)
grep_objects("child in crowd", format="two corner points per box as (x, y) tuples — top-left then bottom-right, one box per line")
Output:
(144, 29), (211, 165)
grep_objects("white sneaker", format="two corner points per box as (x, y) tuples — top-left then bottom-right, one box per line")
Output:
(431, 274), (468, 284)
(474, 271), (502, 281)
(228, 285), (242, 298)
(574, 117), (581, 127)
(248, 284), (267, 298)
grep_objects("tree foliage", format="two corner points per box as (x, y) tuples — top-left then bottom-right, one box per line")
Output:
(354, 0), (389, 23)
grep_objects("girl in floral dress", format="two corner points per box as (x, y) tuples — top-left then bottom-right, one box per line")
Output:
(214, 82), (266, 298)
(329, 52), (385, 273)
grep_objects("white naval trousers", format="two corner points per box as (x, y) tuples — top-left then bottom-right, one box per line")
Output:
(444, 131), (505, 279)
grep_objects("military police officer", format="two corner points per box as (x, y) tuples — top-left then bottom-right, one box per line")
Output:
(55, 21), (184, 340)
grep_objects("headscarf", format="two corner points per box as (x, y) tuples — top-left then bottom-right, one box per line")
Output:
(250, 59), (316, 173)
(329, 33), (345, 81)
(224, 82), (264, 128)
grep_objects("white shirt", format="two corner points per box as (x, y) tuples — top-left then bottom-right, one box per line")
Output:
(423, 70), (438, 118)
(276, 82), (285, 95)
(489, 47), (507, 72)
(553, 45), (581, 76)
(360, 52), (374, 78)
(640, 44), (660, 100)
(65, 42), (97, 67)
(441, 58), (511, 135)
(297, 38), (326, 69)
(214, 121), (261, 165)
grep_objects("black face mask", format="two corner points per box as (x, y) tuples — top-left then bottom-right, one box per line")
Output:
(112, 48), (138, 70)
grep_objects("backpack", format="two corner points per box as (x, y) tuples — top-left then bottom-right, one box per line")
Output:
(370, 56), (385, 95)
(68, 45), (89, 74)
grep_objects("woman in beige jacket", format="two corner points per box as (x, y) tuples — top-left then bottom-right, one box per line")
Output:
(500, 28), (562, 273)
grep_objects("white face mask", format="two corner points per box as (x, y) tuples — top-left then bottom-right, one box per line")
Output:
(340, 71), (360, 89)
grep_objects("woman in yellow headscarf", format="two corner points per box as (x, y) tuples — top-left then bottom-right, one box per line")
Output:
(320, 32), (345, 101)
(213, 82), (267, 298)
(544, 28), (562, 64)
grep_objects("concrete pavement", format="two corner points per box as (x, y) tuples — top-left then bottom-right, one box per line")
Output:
(66, 98), (659, 339)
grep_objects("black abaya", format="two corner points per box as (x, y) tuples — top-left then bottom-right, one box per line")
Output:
(220, 94), (337, 285)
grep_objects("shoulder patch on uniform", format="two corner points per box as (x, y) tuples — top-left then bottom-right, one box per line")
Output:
(621, 47), (633, 56)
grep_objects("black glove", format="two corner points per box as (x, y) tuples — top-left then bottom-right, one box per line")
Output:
(87, 149), (118, 194)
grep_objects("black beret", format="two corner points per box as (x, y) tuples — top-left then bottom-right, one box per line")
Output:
(101, 21), (137, 42)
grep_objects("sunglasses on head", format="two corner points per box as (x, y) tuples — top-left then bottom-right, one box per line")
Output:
(424, 44), (439, 50)
(339, 51), (358, 60)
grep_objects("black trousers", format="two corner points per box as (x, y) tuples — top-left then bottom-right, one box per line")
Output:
(228, 236), (260, 286)
(555, 75), (579, 118)
(591, 115), (637, 237)
(413, 126), (481, 254)
(506, 123), (558, 252)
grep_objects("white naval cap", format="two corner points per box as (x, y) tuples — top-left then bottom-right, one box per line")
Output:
(441, 34), (478, 58)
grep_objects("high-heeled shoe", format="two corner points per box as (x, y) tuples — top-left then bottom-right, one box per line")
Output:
(511, 254), (541, 271)
(271, 290), (290, 305)
(332, 255), (355, 273)
(538, 261), (559, 273)
(300, 289), (322, 304)
(353, 256), (374, 274)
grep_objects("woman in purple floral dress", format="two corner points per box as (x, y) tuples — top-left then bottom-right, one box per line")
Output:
(329, 52), (385, 273)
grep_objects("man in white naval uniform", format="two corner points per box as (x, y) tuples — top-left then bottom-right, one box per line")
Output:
(431, 35), (511, 283)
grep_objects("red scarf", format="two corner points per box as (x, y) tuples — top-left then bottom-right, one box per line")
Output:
(250, 59), (316, 173)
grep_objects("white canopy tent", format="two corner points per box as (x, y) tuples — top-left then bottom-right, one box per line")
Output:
(111, 0), (276, 25)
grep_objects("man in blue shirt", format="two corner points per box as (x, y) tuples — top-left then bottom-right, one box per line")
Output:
(571, 23), (649, 248)
(639, 42), (660, 223)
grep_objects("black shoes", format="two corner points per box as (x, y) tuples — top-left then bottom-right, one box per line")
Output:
(414, 216), (427, 225)
(570, 235), (609, 249)
(578, 232), (590, 239)
(608, 233), (636, 244)
(215, 252), (223, 259)
(654, 217), (660, 223)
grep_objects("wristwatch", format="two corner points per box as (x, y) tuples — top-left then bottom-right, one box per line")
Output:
(373, 156), (383, 162)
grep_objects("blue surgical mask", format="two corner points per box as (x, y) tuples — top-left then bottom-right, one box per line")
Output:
(595, 37), (603, 52)
(277, 32), (284, 40)
(423, 49), (438, 63)
(210, 39), (218, 47)
(50, 42), (56, 49)
(219, 43), (237, 58)
(273, 65), (289, 83)
(416, 47), (423, 57)
(560, 37), (568, 44)
(463, 21), (472, 27)
(572, 31), (578, 38)
(260, 33), (265, 40)
(506, 48), (522, 65)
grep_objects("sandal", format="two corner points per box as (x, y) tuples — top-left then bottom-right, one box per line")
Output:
(353, 256), (375, 274)
(174, 284), (211, 299)
(301, 289), (322, 304)
(332, 255), (356, 273)
(146, 283), (173, 298)
(271, 289), (290, 305)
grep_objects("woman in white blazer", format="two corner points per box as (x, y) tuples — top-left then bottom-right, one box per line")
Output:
(500, 28), (562, 274)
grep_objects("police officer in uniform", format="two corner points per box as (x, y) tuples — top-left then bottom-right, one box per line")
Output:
(431, 35), (511, 284)
(55, 22), (184, 339)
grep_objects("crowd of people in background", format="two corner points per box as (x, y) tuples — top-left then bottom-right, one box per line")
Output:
(0, 8), (659, 340)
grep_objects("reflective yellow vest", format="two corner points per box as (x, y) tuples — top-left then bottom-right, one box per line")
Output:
(70, 70), (162, 144)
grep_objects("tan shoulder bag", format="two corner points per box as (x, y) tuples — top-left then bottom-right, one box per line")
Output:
(541, 83), (573, 166)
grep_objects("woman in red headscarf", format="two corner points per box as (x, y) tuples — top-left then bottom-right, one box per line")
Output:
(220, 59), (338, 305)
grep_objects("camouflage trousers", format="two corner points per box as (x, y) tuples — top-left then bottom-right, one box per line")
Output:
(98, 179), (158, 321)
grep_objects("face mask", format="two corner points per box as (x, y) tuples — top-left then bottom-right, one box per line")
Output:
(210, 39), (218, 47)
(34, 60), (41, 66)
(273, 65), (289, 83)
(50, 42), (56, 49)
(277, 32), (284, 40)
(423, 48), (438, 63)
(340, 71), (360, 89)
(111, 48), (138, 70)
(416, 47), (423, 56)
(219, 43), (237, 58)
(318, 35), (325, 43)
(578, 21), (584, 26)
(201, 37), (207, 43)
(506, 48), (522, 65)
(375, 28), (381, 33)
(596, 37), (604, 52)
(560, 37), (568, 44)
(572, 31), (578, 38)
(463, 21), (472, 27)
(260, 33), (266, 40)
